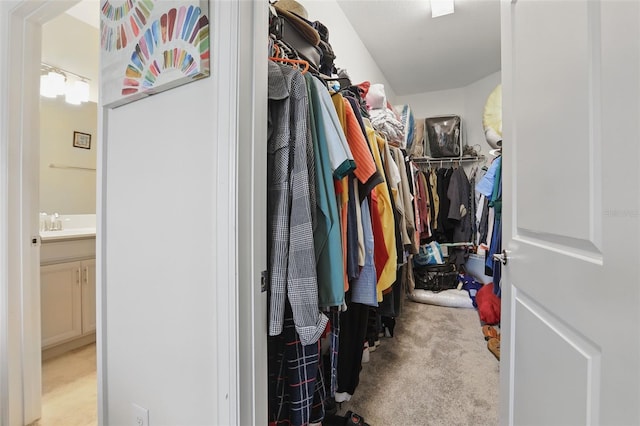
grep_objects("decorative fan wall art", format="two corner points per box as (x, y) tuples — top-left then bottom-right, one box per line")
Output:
(101, 0), (210, 107)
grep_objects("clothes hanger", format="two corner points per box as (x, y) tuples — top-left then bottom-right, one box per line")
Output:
(271, 41), (281, 58)
(269, 56), (310, 74)
(274, 39), (297, 60)
(269, 38), (309, 72)
(470, 164), (478, 179)
(319, 75), (352, 90)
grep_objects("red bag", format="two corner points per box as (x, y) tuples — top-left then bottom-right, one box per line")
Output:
(476, 283), (501, 325)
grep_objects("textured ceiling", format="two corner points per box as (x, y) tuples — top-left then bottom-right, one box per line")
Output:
(336, 0), (501, 95)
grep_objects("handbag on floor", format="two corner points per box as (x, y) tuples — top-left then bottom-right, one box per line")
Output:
(414, 262), (459, 292)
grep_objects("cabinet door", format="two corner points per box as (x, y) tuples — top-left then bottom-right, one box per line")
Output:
(81, 259), (96, 334)
(41, 261), (82, 347)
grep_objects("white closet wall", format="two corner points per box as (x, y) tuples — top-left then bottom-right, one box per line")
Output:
(396, 71), (501, 157)
(302, 0), (397, 102)
(101, 2), (248, 424)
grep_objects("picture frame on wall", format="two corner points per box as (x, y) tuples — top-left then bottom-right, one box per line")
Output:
(73, 131), (92, 149)
(100, 0), (211, 108)
(424, 115), (463, 158)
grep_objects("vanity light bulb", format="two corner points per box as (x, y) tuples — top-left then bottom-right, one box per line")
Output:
(65, 89), (82, 105)
(47, 71), (66, 96)
(65, 80), (88, 105)
(74, 80), (90, 103)
(40, 74), (57, 98)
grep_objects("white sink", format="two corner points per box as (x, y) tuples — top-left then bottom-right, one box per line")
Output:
(41, 227), (96, 241)
(40, 214), (96, 241)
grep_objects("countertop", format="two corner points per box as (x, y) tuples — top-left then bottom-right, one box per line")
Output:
(40, 227), (96, 242)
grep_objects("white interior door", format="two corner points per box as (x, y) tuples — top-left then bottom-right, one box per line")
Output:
(500, 1), (640, 425)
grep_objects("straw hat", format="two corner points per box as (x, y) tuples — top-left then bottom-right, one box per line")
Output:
(273, 0), (320, 46)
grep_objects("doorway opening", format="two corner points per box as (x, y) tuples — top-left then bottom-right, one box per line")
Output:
(264, 2), (503, 424)
(37, 4), (99, 423)
(13, 1), (102, 424)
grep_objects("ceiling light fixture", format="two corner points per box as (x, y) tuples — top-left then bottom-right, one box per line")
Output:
(431, 0), (455, 18)
(65, 80), (90, 105)
(39, 63), (91, 104)
(39, 74), (58, 98)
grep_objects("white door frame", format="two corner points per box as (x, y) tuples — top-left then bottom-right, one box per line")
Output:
(236, 1), (269, 424)
(208, 0), (268, 423)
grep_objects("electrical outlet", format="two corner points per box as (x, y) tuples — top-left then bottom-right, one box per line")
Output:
(132, 403), (149, 426)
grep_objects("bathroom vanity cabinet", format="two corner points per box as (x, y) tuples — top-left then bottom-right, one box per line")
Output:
(40, 233), (96, 358)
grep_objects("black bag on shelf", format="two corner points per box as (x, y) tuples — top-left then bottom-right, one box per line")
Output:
(414, 263), (459, 292)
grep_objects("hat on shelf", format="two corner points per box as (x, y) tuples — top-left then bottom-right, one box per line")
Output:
(273, 0), (321, 46)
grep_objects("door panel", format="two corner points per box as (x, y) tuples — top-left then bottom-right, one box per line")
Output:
(501, 0), (640, 424)
(513, 289), (600, 426)
(513, 0), (598, 245)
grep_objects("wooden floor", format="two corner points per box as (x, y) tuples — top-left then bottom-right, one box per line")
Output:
(31, 343), (97, 426)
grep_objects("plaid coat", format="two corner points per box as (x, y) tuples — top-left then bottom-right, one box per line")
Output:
(267, 61), (328, 346)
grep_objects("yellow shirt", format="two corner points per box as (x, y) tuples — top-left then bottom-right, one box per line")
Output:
(364, 121), (397, 301)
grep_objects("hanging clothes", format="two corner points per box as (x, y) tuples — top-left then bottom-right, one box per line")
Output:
(340, 96), (384, 196)
(336, 297), (370, 401)
(304, 73), (345, 308)
(416, 170), (431, 241)
(427, 169), (439, 233)
(485, 156), (502, 297)
(268, 305), (325, 426)
(267, 44), (422, 425)
(267, 61), (328, 345)
(309, 77), (356, 180)
(409, 162), (423, 248)
(267, 7), (424, 423)
(447, 166), (472, 268)
(349, 198), (378, 307)
(364, 121), (398, 302)
(435, 168), (454, 243)
(391, 147), (418, 254)
(346, 175), (360, 282)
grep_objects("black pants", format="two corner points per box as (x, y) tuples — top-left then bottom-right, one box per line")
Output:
(337, 298), (369, 395)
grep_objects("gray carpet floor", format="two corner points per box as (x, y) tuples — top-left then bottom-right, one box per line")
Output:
(336, 299), (499, 426)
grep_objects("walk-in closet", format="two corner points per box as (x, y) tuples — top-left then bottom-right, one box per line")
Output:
(266, 1), (502, 424)
(3, 0), (638, 424)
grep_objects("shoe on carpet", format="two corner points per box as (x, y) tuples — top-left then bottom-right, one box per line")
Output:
(362, 342), (370, 363)
(323, 412), (369, 426)
(344, 410), (369, 426)
(482, 325), (499, 341)
(487, 336), (500, 360)
(334, 391), (352, 403)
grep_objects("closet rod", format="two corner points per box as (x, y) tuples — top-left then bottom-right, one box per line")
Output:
(49, 163), (96, 171)
(440, 242), (475, 247)
(411, 155), (485, 163)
